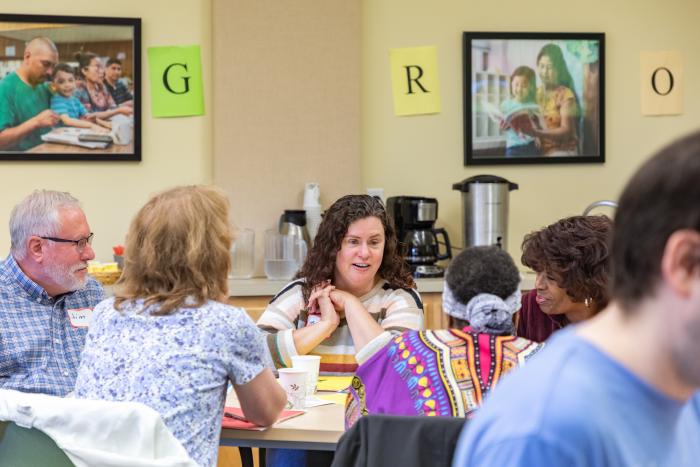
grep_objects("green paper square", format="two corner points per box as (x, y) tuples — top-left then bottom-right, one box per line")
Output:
(147, 45), (204, 117)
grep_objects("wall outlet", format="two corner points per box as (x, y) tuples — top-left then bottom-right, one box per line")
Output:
(366, 187), (385, 204)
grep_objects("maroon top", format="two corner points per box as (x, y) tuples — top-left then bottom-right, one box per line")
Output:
(516, 289), (570, 342)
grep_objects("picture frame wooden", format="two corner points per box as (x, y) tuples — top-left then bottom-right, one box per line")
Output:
(463, 32), (605, 165)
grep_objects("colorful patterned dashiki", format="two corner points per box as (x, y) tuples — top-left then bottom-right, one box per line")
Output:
(345, 327), (544, 428)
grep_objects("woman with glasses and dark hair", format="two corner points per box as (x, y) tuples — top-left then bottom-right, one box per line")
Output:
(258, 194), (424, 376)
(75, 186), (286, 467)
(517, 215), (613, 342)
(73, 51), (132, 118)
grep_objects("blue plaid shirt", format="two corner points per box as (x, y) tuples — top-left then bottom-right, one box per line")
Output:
(0, 255), (104, 396)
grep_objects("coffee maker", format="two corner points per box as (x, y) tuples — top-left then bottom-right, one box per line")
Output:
(386, 196), (452, 278)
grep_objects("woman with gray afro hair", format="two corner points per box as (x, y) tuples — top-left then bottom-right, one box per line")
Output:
(345, 246), (544, 426)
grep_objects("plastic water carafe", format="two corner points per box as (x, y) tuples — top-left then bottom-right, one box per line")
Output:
(264, 230), (307, 280)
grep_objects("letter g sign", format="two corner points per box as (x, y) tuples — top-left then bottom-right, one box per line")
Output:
(163, 63), (191, 95)
(148, 45), (204, 117)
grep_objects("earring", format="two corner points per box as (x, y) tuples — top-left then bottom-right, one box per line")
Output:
(584, 297), (592, 308)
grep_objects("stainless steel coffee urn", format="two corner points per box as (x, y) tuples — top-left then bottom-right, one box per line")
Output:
(452, 175), (518, 249)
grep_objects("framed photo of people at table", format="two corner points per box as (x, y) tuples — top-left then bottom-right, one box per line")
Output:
(463, 32), (605, 166)
(0, 13), (141, 161)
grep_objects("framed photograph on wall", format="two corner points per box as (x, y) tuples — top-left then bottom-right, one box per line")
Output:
(0, 13), (141, 161)
(463, 32), (604, 166)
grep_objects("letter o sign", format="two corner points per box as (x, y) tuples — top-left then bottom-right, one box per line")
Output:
(651, 67), (674, 96)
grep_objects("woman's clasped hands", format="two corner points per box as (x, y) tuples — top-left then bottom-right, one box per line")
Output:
(307, 283), (365, 336)
(307, 282), (339, 331)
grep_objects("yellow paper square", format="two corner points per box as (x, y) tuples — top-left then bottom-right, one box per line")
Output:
(390, 46), (441, 116)
(316, 376), (353, 392)
(640, 51), (683, 116)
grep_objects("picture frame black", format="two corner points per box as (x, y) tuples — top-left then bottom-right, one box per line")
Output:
(0, 13), (141, 161)
(463, 32), (605, 166)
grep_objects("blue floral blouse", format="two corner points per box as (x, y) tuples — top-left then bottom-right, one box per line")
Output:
(75, 297), (270, 467)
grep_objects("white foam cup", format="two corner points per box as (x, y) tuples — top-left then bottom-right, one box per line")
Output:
(278, 368), (308, 409)
(291, 355), (321, 396)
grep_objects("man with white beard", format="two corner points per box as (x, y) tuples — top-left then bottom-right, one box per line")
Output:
(0, 190), (103, 396)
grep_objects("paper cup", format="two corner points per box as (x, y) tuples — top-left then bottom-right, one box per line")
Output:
(292, 355), (321, 396)
(278, 368), (308, 409)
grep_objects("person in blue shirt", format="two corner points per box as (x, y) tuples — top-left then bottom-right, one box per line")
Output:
(0, 190), (104, 396)
(452, 129), (700, 467)
(50, 63), (110, 131)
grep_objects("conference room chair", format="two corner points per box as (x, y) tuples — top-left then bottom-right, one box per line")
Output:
(0, 389), (198, 467)
(331, 414), (467, 467)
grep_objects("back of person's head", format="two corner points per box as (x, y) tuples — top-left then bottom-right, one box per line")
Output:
(296, 194), (414, 299)
(10, 190), (81, 261)
(115, 185), (232, 315)
(443, 246), (521, 334)
(522, 215), (612, 311)
(612, 130), (700, 311)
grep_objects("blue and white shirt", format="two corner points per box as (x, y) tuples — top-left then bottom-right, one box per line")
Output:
(0, 255), (104, 396)
(75, 297), (270, 467)
(50, 94), (88, 120)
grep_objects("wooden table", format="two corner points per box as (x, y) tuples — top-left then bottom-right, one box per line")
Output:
(27, 139), (134, 154)
(219, 400), (345, 451)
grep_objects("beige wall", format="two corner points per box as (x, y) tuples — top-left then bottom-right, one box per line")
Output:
(3, 0), (699, 270)
(212, 0), (361, 276)
(361, 0), (700, 260)
(0, 0), (213, 261)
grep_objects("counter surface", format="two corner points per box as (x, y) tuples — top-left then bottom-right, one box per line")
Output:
(227, 273), (536, 297)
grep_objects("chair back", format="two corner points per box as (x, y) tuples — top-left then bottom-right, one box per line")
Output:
(331, 414), (467, 467)
(0, 389), (198, 467)
(0, 420), (75, 467)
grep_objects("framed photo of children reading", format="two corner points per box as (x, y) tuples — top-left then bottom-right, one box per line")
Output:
(463, 32), (605, 166)
(0, 13), (141, 161)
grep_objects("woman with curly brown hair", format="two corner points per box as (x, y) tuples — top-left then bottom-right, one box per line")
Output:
(257, 194), (424, 376)
(516, 215), (613, 342)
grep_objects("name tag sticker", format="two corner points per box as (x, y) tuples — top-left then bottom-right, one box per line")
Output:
(67, 308), (93, 328)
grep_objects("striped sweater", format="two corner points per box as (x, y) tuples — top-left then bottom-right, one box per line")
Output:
(257, 279), (424, 375)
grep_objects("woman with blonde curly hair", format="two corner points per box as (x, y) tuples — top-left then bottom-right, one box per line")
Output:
(75, 186), (286, 467)
(257, 194), (424, 376)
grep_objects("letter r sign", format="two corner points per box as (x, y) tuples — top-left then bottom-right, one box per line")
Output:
(389, 46), (441, 116)
(147, 45), (205, 117)
(640, 51), (683, 116)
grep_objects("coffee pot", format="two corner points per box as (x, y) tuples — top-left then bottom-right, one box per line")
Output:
(386, 196), (452, 278)
(452, 175), (518, 249)
(279, 210), (311, 251)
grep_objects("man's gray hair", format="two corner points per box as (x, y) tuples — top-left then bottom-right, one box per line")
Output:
(10, 190), (82, 260)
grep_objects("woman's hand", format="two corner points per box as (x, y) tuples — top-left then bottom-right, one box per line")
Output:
(329, 289), (362, 318)
(292, 283), (339, 354)
(330, 289), (383, 352)
(308, 284), (339, 329)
